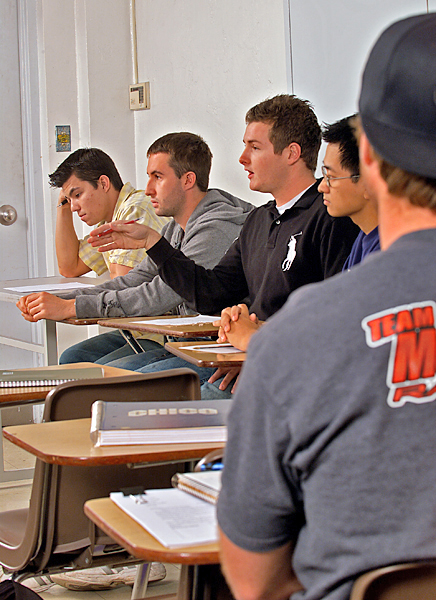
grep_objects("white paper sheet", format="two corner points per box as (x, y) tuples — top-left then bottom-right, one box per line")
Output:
(110, 489), (218, 548)
(182, 343), (244, 354)
(6, 282), (95, 293)
(128, 315), (218, 326)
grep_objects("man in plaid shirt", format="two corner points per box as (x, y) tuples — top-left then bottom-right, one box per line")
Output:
(52, 147), (170, 279)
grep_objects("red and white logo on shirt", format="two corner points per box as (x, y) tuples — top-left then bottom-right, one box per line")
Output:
(362, 301), (436, 407)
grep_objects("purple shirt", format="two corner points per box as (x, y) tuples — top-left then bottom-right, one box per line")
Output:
(343, 226), (380, 271)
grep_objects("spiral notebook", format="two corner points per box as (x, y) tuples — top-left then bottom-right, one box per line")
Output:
(171, 470), (222, 505)
(0, 366), (104, 388)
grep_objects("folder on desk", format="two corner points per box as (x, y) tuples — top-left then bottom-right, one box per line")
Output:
(0, 366), (104, 388)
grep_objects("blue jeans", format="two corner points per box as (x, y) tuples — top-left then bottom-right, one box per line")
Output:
(59, 330), (164, 365)
(135, 355), (215, 385)
(200, 378), (234, 399)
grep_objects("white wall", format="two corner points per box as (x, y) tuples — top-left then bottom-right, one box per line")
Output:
(289, 0), (430, 125)
(132, 0), (289, 205)
(2, 0), (430, 365)
(288, 0), (432, 169)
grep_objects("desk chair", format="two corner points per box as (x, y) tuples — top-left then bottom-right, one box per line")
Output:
(350, 561), (436, 600)
(0, 369), (200, 593)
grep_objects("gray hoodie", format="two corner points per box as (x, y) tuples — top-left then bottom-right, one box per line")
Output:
(59, 189), (253, 318)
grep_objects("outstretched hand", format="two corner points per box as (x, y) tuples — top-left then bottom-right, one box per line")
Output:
(213, 303), (260, 351)
(88, 220), (162, 252)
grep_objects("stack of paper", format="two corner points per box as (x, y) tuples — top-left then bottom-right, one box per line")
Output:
(110, 489), (218, 548)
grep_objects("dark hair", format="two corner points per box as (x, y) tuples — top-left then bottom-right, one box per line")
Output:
(147, 132), (212, 192)
(48, 148), (123, 191)
(245, 94), (321, 172)
(322, 115), (360, 177)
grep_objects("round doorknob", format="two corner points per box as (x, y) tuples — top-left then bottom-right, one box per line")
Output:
(0, 205), (18, 226)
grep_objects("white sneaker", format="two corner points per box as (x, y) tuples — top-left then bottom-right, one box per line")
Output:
(50, 564), (166, 590)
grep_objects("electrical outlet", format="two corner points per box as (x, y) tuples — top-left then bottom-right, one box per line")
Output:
(129, 82), (150, 110)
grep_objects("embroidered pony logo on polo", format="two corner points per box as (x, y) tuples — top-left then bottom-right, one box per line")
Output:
(282, 232), (302, 271)
(362, 301), (436, 407)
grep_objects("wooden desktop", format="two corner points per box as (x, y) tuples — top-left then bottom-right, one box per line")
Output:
(98, 315), (219, 338)
(3, 418), (225, 467)
(165, 341), (246, 368)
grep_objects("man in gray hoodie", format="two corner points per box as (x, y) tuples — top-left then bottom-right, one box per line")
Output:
(17, 132), (253, 366)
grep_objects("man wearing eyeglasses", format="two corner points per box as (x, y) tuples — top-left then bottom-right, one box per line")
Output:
(319, 115), (380, 271)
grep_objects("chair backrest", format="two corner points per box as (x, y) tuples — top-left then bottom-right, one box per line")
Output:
(43, 368), (201, 421)
(0, 369), (200, 577)
(350, 562), (436, 600)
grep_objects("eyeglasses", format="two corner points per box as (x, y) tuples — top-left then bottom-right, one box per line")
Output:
(321, 166), (359, 188)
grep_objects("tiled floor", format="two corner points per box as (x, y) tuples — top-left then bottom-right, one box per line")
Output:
(0, 439), (180, 600)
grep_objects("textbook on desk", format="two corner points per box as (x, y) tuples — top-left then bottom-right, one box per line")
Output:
(90, 399), (231, 446)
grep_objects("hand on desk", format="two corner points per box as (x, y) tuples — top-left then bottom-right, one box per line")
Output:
(213, 304), (260, 351)
(88, 220), (162, 253)
(208, 304), (261, 393)
(16, 293), (76, 322)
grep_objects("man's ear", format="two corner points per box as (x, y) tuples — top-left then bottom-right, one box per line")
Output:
(359, 132), (385, 198)
(359, 132), (383, 181)
(285, 142), (301, 165)
(359, 133), (373, 169)
(182, 171), (197, 190)
(99, 175), (111, 191)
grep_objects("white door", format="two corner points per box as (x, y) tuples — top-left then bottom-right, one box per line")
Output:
(0, 0), (43, 369)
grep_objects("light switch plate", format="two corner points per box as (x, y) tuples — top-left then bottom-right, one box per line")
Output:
(129, 82), (150, 110)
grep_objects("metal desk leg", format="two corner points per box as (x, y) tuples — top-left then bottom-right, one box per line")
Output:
(120, 330), (145, 354)
(43, 319), (58, 365)
(131, 563), (150, 599)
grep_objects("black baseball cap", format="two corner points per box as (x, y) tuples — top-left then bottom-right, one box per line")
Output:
(359, 13), (436, 179)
